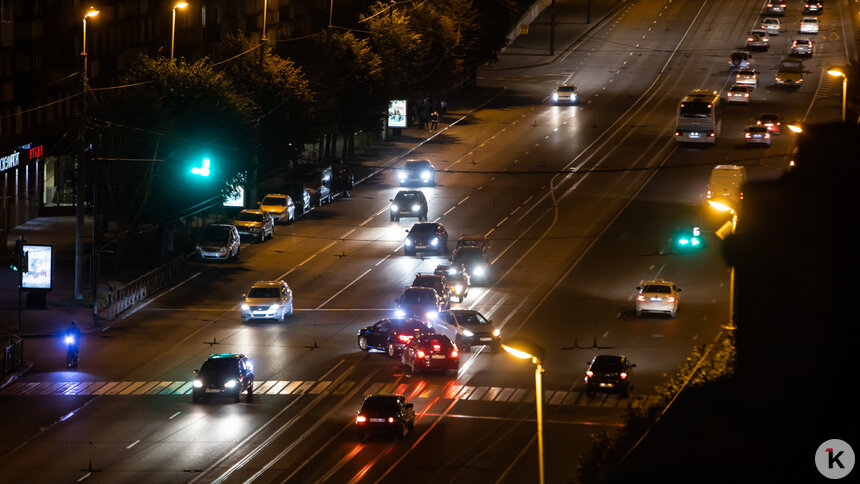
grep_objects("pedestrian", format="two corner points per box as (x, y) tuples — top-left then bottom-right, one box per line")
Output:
(440, 99), (447, 115)
(430, 110), (439, 131)
(419, 108), (428, 130)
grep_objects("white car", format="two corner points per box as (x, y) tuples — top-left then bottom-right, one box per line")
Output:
(735, 68), (758, 87)
(241, 280), (293, 323)
(726, 84), (753, 103)
(234, 209), (274, 242)
(551, 84), (579, 104)
(791, 39), (814, 56)
(259, 193), (295, 224)
(761, 18), (780, 35)
(431, 309), (501, 352)
(745, 30), (770, 49)
(800, 17), (819, 34)
(744, 125), (771, 146)
(635, 279), (681, 317)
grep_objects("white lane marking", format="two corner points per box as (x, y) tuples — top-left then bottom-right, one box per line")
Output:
(374, 254), (391, 267)
(316, 268), (374, 309)
(77, 472), (91, 482)
(443, 206), (457, 216)
(457, 195), (470, 205)
(126, 440), (140, 449)
(169, 411), (181, 420)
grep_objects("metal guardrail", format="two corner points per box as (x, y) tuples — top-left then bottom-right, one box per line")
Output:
(2, 334), (23, 377)
(104, 258), (189, 322)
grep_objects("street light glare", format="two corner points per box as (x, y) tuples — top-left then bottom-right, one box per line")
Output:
(827, 69), (846, 78)
(175, 1), (189, 8)
(707, 200), (734, 213)
(501, 344), (533, 360)
(787, 124), (803, 134)
(85, 8), (100, 18)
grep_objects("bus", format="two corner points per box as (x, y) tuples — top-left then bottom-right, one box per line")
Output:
(675, 90), (721, 144)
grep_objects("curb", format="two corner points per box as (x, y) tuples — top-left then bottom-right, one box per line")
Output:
(0, 360), (33, 392)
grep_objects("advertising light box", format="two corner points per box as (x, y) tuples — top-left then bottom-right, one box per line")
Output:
(388, 100), (407, 128)
(22, 244), (53, 290)
(224, 186), (245, 207)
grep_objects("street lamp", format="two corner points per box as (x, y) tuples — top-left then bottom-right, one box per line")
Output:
(501, 337), (546, 484)
(827, 67), (847, 123)
(711, 201), (738, 331)
(75, 6), (99, 301)
(171, 2), (189, 61)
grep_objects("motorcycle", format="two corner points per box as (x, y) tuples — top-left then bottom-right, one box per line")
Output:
(65, 334), (79, 368)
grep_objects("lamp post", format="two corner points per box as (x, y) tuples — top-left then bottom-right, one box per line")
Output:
(75, 6), (99, 301)
(827, 67), (847, 122)
(710, 200), (738, 331)
(171, 2), (188, 61)
(501, 338), (546, 484)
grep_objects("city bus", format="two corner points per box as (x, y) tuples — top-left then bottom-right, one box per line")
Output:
(675, 90), (721, 144)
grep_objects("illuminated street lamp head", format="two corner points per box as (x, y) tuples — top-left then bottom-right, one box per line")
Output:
(174, 1), (189, 9)
(85, 7), (99, 18)
(786, 123), (803, 134)
(827, 68), (846, 78)
(707, 200), (734, 213)
(501, 337), (545, 364)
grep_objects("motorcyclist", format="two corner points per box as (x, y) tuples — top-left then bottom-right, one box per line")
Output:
(65, 321), (81, 367)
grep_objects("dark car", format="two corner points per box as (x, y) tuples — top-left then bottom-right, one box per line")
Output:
(195, 224), (240, 262)
(192, 353), (254, 403)
(584, 355), (636, 398)
(434, 264), (470, 302)
(395, 287), (442, 323)
(451, 246), (491, 285)
(401, 334), (459, 374)
(765, 1), (786, 15)
(357, 318), (434, 357)
(729, 51), (752, 71)
(757, 113), (783, 133)
(404, 222), (448, 256)
(355, 395), (415, 441)
(398, 160), (435, 186)
(283, 182), (312, 216)
(293, 164), (332, 206)
(390, 190), (428, 222)
(411, 273), (451, 309)
(803, 1), (822, 14)
(332, 163), (354, 196)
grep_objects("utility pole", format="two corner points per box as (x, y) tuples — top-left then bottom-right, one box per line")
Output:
(549, 0), (555, 55)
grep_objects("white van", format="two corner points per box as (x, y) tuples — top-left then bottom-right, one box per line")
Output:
(707, 165), (746, 211)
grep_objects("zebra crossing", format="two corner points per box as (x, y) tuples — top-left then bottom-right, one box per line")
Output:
(1, 379), (660, 409)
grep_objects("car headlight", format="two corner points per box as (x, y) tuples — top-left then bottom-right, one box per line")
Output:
(430, 237), (439, 246)
(427, 311), (438, 320)
(493, 328), (501, 337)
(421, 171), (431, 180)
(404, 238), (412, 246)
(462, 329), (474, 337)
(448, 268), (457, 275)
(269, 304), (280, 311)
(241, 303), (250, 311)
(552, 92), (559, 101)
(224, 380), (237, 389)
(453, 284), (463, 293)
(399, 172), (407, 180)
(218, 248), (227, 254)
(395, 309), (406, 318)
(412, 204), (421, 212)
(391, 204), (399, 212)
(571, 94), (577, 101)
(193, 379), (203, 388)
(472, 266), (485, 276)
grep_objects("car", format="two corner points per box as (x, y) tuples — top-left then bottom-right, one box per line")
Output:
(451, 246), (491, 285)
(551, 84), (579, 104)
(404, 222), (448, 256)
(800, 17), (819, 33)
(791, 39), (814, 56)
(412, 273), (452, 309)
(390, 190), (428, 222)
(332, 163), (355, 197)
(434, 264), (470, 302)
(241, 280), (293, 323)
(728, 51), (753, 71)
(726, 84), (753, 104)
(192, 353), (254, 403)
(765, 1), (786, 15)
(584, 355), (635, 398)
(745, 30), (770, 49)
(354, 395), (415, 441)
(357, 318), (434, 357)
(433, 309), (500, 352)
(635, 279), (681, 317)
(401, 334), (459, 374)
(394, 286), (443, 323)
(455, 233), (490, 252)
(234, 209), (274, 242)
(293, 164), (332, 206)
(398, 160), (435, 186)
(757, 113), (782, 133)
(744, 125), (771, 146)
(195, 224), (240, 262)
(735, 68), (758, 87)
(803, 1), (822, 14)
(282, 182), (312, 217)
(761, 18), (780, 35)
(259, 193), (296, 224)
(707, 165), (747, 209)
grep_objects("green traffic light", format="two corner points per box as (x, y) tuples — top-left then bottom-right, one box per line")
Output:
(191, 158), (211, 176)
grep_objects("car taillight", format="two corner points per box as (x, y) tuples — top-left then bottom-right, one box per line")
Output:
(707, 190), (712, 199)
(451, 350), (458, 358)
(709, 132), (715, 137)
(417, 350), (425, 358)
(586, 370), (593, 378)
(675, 131), (680, 136)
(356, 415), (366, 423)
(764, 133), (770, 138)
(388, 417), (395, 423)
(745, 133), (751, 138)
(433, 344), (441, 351)
(667, 297), (675, 303)
(398, 334), (413, 343)
(620, 372), (628, 380)
(747, 37), (753, 41)
(744, 93), (749, 97)
(792, 41), (797, 47)
(637, 295), (645, 302)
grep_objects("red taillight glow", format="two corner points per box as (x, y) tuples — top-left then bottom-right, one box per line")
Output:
(433, 344), (441, 351)
(709, 132), (715, 137)
(637, 295), (645, 302)
(416, 350), (425, 358)
(356, 415), (367, 423)
(675, 131), (680, 136)
(744, 93), (749, 97)
(667, 297), (675, 303)
(586, 370), (594, 378)
(398, 334), (413, 343)
(451, 350), (458, 358)
(620, 372), (628, 380)
(764, 133), (770, 138)
(388, 417), (395, 423)
(745, 133), (751, 138)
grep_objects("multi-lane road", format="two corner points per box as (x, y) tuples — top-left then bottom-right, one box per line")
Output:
(1, 0), (853, 482)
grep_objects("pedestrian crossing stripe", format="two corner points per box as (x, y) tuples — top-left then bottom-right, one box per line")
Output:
(1, 379), (660, 409)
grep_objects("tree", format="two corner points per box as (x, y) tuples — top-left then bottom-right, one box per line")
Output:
(364, 1), (423, 98)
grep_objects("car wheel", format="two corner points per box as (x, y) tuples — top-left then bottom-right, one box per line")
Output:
(233, 247), (240, 261)
(635, 309), (642, 317)
(456, 336), (470, 353)
(398, 424), (407, 440)
(278, 311), (285, 323)
(387, 341), (397, 358)
(358, 336), (369, 351)
(247, 381), (254, 396)
(258, 233), (264, 243)
(670, 309), (677, 318)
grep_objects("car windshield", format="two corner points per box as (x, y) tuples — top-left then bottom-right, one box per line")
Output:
(747, 127), (766, 133)
(409, 224), (437, 234)
(236, 212), (265, 222)
(738, 70), (754, 76)
(591, 357), (625, 372)
(248, 287), (280, 298)
(395, 192), (421, 201)
(557, 86), (577, 92)
(453, 312), (489, 325)
(414, 336), (452, 350)
(405, 161), (430, 171)
(202, 226), (230, 242)
(643, 285), (671, 293)
(413, 276), (440, 289)
(262, 196), (286, 206)
(200, 358), (238, 377)
(395, 320), (430, 332)
(453, 248), (483, 263)
(361, 396), (399, 414)
(402, 289), (436, 303)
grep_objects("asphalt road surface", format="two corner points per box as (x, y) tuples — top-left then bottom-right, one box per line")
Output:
(0, 0), (852, 482)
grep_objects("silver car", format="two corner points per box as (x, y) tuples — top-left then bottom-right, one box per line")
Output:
(791, 39), (813, 56)
(745, 30), (770, 49)
(726, 84), (753, 104)
(432, 310), (501, 352)
(241, 280), (293, 323)
(735, 68), (758, 87)
(551, 84), (579, 104)
(744, 125), (771, 146)
(195, 224), (240, 262)
(635, 279), (681, 317)
(259, 194), (295, 224)
(234, 209), (274, 242)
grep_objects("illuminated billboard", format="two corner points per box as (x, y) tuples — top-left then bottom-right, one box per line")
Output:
(22, 244), (53, 290)
(388, 100), (407, 128)
(224, 186), (245, 207)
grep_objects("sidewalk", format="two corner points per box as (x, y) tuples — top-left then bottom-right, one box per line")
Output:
(0, 0), (624, 386)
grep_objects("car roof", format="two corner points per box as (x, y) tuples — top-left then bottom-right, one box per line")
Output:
(746, 125), (767, 131)
(729, 84), (752, 90)
(405, 159), (432, 166)
(239, 209), (266, 215)
(414, 273), (444, 281)
(592, 354), (625, 364)
(448, 309), (479, 315)
(403, 286), (436, 294)
(738, 68), (755, 73)
(207, 353), (244, 360)
(410, 222), (441, 231)
(641, 279), (673, 286)
(395, 190), (424, 196)
(262, 193), (287, 198)
(251, 280), (286, 289)
(458, 234), (486, 241)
